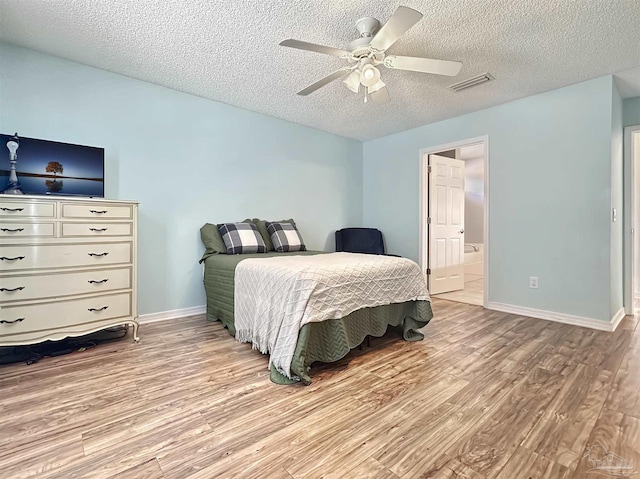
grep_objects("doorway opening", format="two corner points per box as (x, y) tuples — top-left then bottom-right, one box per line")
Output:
(419, 136), (489, 307)
(624, 126), (640, 315)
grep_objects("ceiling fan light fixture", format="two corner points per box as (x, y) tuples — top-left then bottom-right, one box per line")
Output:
(280, 6), (464, 103)
(360, 64), (381, 87)
(343, 71), (361, 93)
(368, 79), (386, 93)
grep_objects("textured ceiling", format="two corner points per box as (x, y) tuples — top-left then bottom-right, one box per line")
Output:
(615, 65), (640, 98)
(1, 1), (639, 141)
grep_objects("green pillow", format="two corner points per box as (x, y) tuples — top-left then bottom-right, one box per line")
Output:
(200, 219), (253, 262)
(254, 218), (295, 252)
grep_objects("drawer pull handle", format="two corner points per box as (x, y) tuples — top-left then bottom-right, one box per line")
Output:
(0, 318), (25, 325)
(0, 256), (25, 261)
(0, 228), (24, 232)
(0, 286), (25, 292)
(89, 210), (108, 214)
(88, 252), (109, 257)
(89, 228), (108, 232)
(0, 207), (24, 212)
(88, 279), (109, 284)
(88, 306), (108, 312)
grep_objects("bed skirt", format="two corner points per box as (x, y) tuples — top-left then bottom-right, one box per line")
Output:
(271, 300), (433, 384)
(207, 297), (433, 384)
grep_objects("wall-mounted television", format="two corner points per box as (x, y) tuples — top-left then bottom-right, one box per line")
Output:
(0, 134), (105, 197)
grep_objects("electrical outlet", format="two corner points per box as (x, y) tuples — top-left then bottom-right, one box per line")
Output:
(529, 276), (539, 289)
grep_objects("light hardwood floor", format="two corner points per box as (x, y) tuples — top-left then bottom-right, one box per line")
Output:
(1, 298), (639, 479)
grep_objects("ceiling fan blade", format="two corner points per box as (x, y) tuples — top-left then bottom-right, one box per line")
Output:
(279, 39), (351, 58)
(384, 55), (462, 76)
(369, 6), (423, 52)
(297, 67), (353, 96)
(370, 85), (390, 104)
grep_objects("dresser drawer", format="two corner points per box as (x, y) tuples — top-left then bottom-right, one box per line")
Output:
(0, 292), (132, 336)
(0, 201), (55, 218)
(0, 242), (132, 271)
(62, 203), (132, 219)
(0, 267), (131, 302)
(0, 222), (55, 238)
(62, 222), (132, 237)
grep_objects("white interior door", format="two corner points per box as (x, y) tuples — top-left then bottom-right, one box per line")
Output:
(428, 154), (465, 294)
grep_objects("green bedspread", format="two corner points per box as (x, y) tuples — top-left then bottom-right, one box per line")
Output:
(203, 251), (433, 384)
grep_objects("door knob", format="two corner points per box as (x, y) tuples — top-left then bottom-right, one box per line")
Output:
(459, 229), (465, 234)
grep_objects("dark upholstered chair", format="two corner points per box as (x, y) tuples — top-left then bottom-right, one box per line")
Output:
(335, 227), (389, 255)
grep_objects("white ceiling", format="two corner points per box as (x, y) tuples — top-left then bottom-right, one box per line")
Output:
(1, 1), (639, 141)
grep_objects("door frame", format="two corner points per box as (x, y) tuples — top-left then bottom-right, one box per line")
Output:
(419, 135), (490, 308)
(624, 125), (640, 315)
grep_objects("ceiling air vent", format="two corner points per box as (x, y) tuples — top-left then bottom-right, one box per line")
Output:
(450, 73), (495, 92)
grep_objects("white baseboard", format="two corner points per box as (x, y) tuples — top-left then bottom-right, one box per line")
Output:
(138, 305), (206, 324)
(610, 307), (626, 331)
(486, 302), (625, 332)
(138, 302), (627, 331)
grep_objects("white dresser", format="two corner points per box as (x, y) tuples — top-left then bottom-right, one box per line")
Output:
(0, 195), (139, 346)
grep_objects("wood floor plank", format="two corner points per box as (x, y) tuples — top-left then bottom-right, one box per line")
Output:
(0, 431), (85, 479)
(281, 377), (469, 478)
(444, 367), (562, 478)
(0, 382), (141, 451)
(373, 369), (523, 478)
(40, 412), (212, 479)
(570, 408), (640, 479)
(494, 446), (570, 479)
(520, 364), (614, 469)
(554, 369), (614, 467)
(106, 458), (165, 479)
(330, 457), (399, 479)
(0, 298), (638, 479)
(605, 343), (640, 419)
(416, 454), (486, 479)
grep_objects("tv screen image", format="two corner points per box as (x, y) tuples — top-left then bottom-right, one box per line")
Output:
(0, 134), (105, 197)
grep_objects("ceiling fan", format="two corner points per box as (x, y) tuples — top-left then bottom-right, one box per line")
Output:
(280, 6), (462, 104)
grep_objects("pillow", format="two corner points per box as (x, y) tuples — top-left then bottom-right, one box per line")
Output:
(200, 219), (254, 262)
(217, 222), (266, 255)
(265, 221), (306, 252)
(254, 218), (295, 251)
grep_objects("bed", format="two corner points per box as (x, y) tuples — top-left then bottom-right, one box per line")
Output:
(202, 250), (433, 384)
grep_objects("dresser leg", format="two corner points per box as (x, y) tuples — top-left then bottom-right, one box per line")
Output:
(131, 321), (140, 343)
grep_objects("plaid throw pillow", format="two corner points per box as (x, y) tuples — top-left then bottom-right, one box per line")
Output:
(265, 221), (306, 252)
(217, 222), (266, 255)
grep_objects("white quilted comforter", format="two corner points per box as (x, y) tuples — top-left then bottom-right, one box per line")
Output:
(234, 252), (430, 379)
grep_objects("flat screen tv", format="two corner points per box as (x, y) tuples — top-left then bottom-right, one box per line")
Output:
(0, 134), (104, 197)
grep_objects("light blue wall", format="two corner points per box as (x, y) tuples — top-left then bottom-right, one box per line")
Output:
(363, 76), (615, 322)
(0, 41), (624, 323)
(611, 82), (624, 317)
(0, 43), (363, 315)
(623, 96), (640, 127)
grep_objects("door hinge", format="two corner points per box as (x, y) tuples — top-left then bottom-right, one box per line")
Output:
(426, 268), (431, 275)
(427, 217), (431, 224)
(427, 165), (432, 174)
